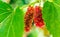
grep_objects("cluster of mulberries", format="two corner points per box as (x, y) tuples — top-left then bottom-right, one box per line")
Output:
(24, 6), (34, 32)
(24, 6), (44, 32)
(34, 6), (44, 28)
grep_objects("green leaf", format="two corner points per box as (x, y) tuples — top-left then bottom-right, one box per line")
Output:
(43, 1), (60, 37)
(21, 0), (31, 4)
(0, 1), (24, 37)
(10, 0), (32, 8)
(46, 0), (60, 5)
(52, 0), (60, 5)
(0, 1), (13, 22)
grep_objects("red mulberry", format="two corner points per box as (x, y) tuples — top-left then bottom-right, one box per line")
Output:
(24, 6), (34, 32)
(33, 6), (44, 28)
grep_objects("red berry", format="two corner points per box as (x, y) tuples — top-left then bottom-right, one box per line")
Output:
(24, 6), (34, 32)
(33, 6), (44, 28)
